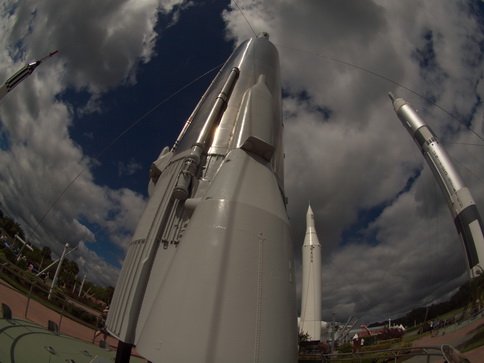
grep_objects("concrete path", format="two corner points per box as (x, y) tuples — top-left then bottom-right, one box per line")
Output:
(405, 315), (484, 362)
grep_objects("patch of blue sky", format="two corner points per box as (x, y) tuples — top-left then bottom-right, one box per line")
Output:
(65, 1), (234, 198)
(339, 201), (388, 248)
(339, 169), (422, 248)
(0, 128), (10, 151)
(76, 216), (124, 269)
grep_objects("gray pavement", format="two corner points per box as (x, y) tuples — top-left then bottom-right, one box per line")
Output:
(404, 314), (484, 362)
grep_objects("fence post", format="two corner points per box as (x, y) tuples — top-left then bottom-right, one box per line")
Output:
(58, 296), (66, 329)
(25, 280), (34, 318)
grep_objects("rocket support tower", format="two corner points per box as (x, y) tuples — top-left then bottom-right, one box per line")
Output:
(389, 93), (484, 278)
(107, 34), (297, 362)
(300, 204), (322, 341)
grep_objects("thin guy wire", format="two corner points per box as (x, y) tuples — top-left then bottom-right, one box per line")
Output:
(232, 0), (257, 37)
(276, 44), (484, 144)
(26, 64), (223, 244)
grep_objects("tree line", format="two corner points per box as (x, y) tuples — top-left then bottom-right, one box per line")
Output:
(0, 209), (114, 306)
(369, 273), (484, 328)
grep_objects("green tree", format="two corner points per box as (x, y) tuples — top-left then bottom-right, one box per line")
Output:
(298, 331), (310, 344)
(100, 286), (115, 304)
(23, 244), (42, 265)
(60, 259), (80, 287)
(41, 246), (52, 261)
(88, 284), (115, 304)
(37, 246), (53, 270)
(1, 217), (24, 239)
(1, 246), (16, 263)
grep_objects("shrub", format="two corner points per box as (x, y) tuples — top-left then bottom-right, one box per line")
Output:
(379, 327), (405, 340)
(337, 342), (353, 353)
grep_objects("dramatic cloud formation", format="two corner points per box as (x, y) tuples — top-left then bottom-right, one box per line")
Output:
(1, 0), (483, 324)
(0, 0), (186, 286)
(223, 0), (484, 322)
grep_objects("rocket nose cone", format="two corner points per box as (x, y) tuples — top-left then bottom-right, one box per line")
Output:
(307, 203), (313, 215)
(303, 203), (321, 247)
(306, 204), (315, 227)
(388, 92), (406, 112)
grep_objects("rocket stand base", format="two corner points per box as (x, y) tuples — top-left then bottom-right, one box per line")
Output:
(115, 341), (133, 363)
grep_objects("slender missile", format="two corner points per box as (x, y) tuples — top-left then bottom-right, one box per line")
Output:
(389, 93), (484, 278)
(107, 33), (297, 362)
(0, 50), (59, 101)
(300, 203), (322, 341)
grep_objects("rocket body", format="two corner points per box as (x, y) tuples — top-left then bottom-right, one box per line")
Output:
(300, 204), (322, 340)
(390, 95), (484, 278)
(107, 34), (297, 362)
(0, 62), (39, 102)
(1, 51), (58, 102)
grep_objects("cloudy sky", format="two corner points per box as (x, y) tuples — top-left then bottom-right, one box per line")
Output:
(1, 0), (483, 324)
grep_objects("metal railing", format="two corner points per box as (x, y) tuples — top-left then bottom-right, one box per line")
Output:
(0, 258), (100, 337)
(326, 346), (442, 362)
(298, 346), (443, 362)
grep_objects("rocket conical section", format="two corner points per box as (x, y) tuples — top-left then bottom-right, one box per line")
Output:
(304, 204), (320, 247)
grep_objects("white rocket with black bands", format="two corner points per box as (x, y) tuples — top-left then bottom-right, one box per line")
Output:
(0, 50), (58, 101)
(107, 34), (297, 362)
(389, 93), (484, 278)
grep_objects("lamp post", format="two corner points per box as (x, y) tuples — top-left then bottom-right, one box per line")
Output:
(48, 243), (69, 300)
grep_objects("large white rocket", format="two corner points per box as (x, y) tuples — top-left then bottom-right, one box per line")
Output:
(300, 204), (322, 341)
(106, 33), (297, 362)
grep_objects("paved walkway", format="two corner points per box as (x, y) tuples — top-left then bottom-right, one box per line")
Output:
(404, 315), (484, 362)
(5, 277), (482, 362)
(0, 279), (147, 361)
